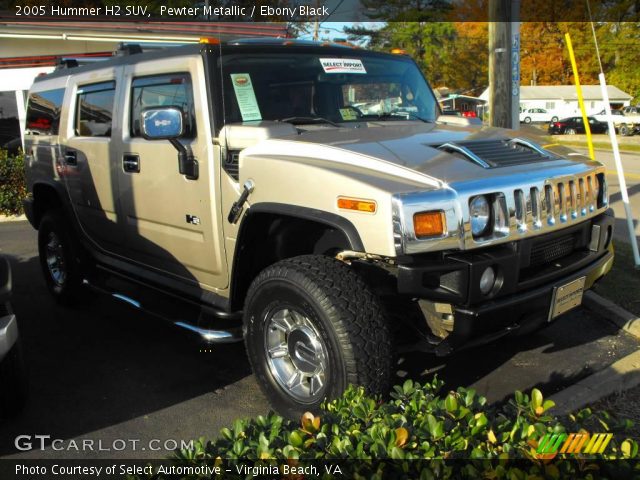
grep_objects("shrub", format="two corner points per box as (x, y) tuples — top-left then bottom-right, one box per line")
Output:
(0, 149), (26, 216)
(132, 378), (638, 479)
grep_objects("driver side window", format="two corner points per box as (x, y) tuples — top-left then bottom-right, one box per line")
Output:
(130, 73), (196, 138)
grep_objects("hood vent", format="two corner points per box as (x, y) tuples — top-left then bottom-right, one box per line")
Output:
(437, 138), (556, 169)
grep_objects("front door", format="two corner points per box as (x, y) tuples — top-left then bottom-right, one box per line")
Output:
(112, 57), (228, 293)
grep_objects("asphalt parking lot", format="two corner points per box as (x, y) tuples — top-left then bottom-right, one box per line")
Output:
(1, 220), (639, 460)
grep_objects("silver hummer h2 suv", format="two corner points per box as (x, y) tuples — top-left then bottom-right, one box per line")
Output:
(23, 39), (614, 417)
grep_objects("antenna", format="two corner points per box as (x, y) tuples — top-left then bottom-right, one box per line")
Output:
(585, 0), (640, 267)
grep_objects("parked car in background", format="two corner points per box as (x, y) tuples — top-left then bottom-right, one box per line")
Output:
(519, 108), (559, 124)
(548, 116), (608, 135)
(0, 256), (27, 419)
(622, 106), (640, 115)
(591, 109), (625, 124)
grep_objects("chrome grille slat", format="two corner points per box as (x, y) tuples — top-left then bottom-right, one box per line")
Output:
(569, 180), (577, 219)
(509, 171), (602, 239)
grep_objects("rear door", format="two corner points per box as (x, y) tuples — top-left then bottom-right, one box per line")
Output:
(112, 55), (228, 291)
(61, 68), (124, 254)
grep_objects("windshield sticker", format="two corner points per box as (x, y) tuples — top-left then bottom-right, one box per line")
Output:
(319, 58), (367, 74)
(230, 73), (262, 121)
(339, 108), (358, 121)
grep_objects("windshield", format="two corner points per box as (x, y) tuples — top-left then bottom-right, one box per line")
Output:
(218, 51), (438, 125)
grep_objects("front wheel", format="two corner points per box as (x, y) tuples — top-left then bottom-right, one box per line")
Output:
(620, 124), (631, 136)
(243, 255), (392, 419)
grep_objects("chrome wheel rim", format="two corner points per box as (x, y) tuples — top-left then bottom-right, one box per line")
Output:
(264, 307), (328, 403)
(45, 231), (66, 287)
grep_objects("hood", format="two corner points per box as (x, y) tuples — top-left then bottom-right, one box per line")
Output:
(272, 121), (600, 186)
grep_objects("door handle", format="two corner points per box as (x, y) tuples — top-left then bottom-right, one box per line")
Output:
(123, 154), (140, 173)
(64, 150), (77, 166)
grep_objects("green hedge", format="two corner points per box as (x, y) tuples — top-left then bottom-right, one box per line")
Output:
(133, 378), (639, 479)
(0, 149), (26, 216)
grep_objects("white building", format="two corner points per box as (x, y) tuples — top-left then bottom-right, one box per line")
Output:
(479, 85), (633, 118)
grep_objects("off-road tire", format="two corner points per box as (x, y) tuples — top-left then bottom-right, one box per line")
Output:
(38, 210), (84, 305)
(243, 255), (392, 419)
(0, 336), (27, 419)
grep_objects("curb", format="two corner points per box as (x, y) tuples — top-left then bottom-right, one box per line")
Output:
(0, 214), (26, 223)
(549, 292), (640, 415)
(583, 290), (640, 340)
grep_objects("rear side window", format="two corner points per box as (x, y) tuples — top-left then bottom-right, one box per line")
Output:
(26, 88), (65, 135)
(130, 73), (195, 138)
(75, 81), (116, 137)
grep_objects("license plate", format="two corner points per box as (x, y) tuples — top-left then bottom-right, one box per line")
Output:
(549, 276), (586, 321)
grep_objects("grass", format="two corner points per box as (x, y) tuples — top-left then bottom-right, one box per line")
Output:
(553, 140), (640, 154)
(594, 241), (640, 317)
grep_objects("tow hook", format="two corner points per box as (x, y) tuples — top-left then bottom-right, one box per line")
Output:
(228, 180), (255, 224)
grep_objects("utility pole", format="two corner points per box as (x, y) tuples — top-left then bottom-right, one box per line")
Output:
(313, 0), (320, 40)
(489, 0), (520, 129)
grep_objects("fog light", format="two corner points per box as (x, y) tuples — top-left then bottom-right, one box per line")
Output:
(479, 267), (496, 295)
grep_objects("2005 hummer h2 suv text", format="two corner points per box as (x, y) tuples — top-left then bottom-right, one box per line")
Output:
(23, 39), (614, 417)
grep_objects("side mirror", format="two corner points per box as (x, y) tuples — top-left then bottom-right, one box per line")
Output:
(140, 107), (198, 180)
(141, 107), (183, 139)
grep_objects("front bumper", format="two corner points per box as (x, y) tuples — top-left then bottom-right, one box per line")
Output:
(435, 247), (613, 355)
(396, 210), (615, 354)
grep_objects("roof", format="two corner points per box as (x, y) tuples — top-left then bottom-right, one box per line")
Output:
(479, 85), (632, 101)
(33, 39), (383, 83)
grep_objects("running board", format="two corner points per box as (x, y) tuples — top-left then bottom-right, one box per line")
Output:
(82, 277), (243, 344)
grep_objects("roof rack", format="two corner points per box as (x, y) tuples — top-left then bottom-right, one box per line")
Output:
(115, 43), (143, 56)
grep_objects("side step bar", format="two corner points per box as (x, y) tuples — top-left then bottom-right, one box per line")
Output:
(82, 276), (243, 344)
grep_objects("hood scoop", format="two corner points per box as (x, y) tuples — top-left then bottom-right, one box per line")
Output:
(436, 137), (556, 169)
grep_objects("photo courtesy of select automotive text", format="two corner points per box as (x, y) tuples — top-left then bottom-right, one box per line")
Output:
(1, 0), (640, 478)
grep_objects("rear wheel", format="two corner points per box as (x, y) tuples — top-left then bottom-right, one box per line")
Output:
(524, 117), (532, 124)
(620, 124), (631, 136)
(38, 210), (84, 304)
(551, 116), (558, 123)
(565, 128), (577, 135)
(243, 255), (392, 419)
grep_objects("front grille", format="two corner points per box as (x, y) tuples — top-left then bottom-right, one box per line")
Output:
(529, 234), (576, 268)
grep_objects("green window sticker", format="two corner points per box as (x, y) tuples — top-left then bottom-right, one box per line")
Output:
(231, 73), (262, 121)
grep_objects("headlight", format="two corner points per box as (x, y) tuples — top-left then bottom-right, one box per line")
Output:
(470, 195), (491, 237)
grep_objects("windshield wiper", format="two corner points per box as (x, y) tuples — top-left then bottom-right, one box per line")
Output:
(366, 112), (431, 123)
(277, 116), (342, 127)
(277, 116), (342, 128)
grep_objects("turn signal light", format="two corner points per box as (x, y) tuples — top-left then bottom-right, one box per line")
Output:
(199, 37), (220, 44)
(337, 197), (377, 213)
(414, 211), (446, 238)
